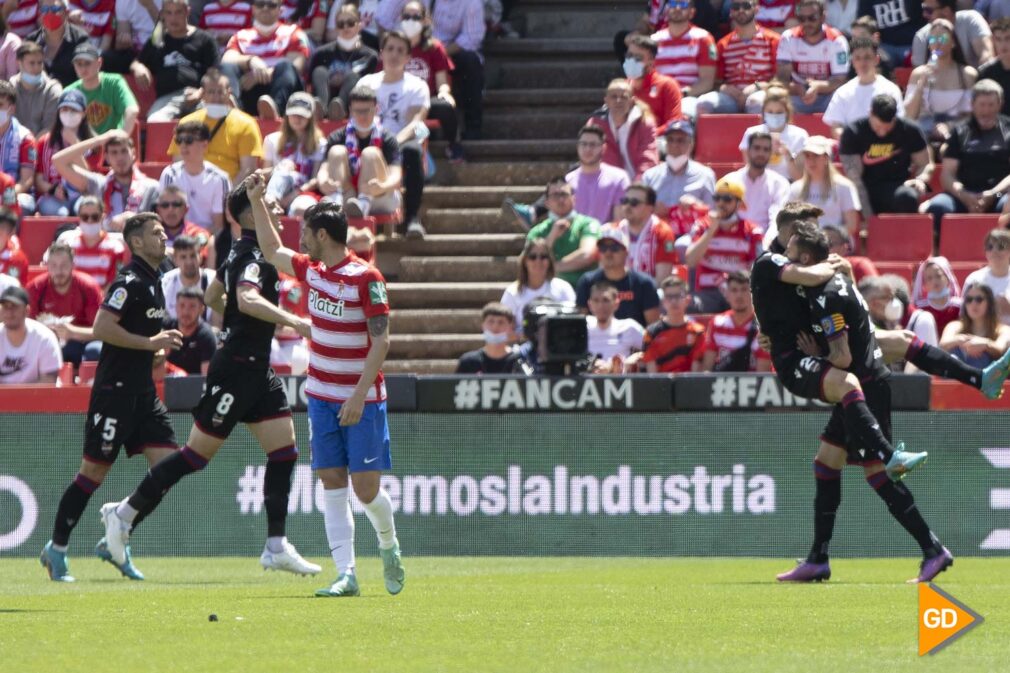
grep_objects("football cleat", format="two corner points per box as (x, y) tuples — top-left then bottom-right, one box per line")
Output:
(315, 572), (360, 597)
(95, 538), (145, 581)
(379, 542), (405, 595)
(40, 541), (75, 582)
(260, 541), (322, 576)
(100, 502), (130, 566)
(776, 559), (831, 582)
(885, 442), (928, 480)
(981, 348), (1010, 399)
(909, 546), (954, 584)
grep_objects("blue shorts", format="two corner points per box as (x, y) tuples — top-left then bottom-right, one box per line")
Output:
(308, 398), (391, 472)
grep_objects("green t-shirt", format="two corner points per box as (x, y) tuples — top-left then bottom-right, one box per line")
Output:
(526, 212), (601, 286)
(68, 73), (137, 134)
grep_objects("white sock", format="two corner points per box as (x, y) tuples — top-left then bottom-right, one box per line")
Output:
(116, 499), (139, 524)
(362, 488), (397, 550)
(323, 488), (355, 574)
(266, 536), (285, 553)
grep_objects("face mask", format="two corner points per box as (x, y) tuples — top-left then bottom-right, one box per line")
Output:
(666, 153), (688, 171)
(764, 112), (787, 130)
(80, 222), (102, 238)
(885, 298), (903, 323)
(253, 20), (279, 34)
(20, 72), (42, 86)
(400, 19), (423, 38)
(623, 57), (645, 79)
(59, 110), (83, 128)
(927, 287), (950, 302)
(336, 36), (358, 51)
(42, 12), (64, 31)
(0, 110), (9, 126)
(205, 103), (230, 119)
(483, 330), (509, 345)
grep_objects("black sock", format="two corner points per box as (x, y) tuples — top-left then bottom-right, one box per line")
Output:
(126, 446), (207, 514)
(52, 474), (100, 547)
(264, 446), (298, 538)
(906, 337), (982, 388)
(841, 390), (893, 463)
(867, 472), (940, 554)
(807, 460), (842, 563)
(129, 492), (164, 531)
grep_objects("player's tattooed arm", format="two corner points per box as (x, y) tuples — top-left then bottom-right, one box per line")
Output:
(368, 314), (389, 338)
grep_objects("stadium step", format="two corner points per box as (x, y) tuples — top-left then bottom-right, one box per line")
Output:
(388, 282), (509, 308)
(384, 358), (458, 374)
(483, 88), (603, 109)
(399, 256), (519, 282)
(389, 334), (485, 359)
(484, 37), (614, 58)
(422, 208), (525, 234)
(422, 186), (544, 209)
(481, 110), (593, 140)
(495, 60), (621, 89)
(517, 4), (641, 39)
(390, 309), (482, 334)
(431, 158), (572, 185)
(378, 234), (525, 257)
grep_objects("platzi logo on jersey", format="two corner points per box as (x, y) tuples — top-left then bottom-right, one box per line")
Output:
(369, 281), (388, 306)
(919, 583), (983, 655)
(308, 289), (344, 318)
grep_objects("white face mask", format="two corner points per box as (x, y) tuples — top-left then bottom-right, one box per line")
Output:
(400, 19), (423, 38)
(253, 19), (279, 34)
(927, 287), (950, 302)
(885, 298), (903, 323)
(205, 103), (230, 119)
(764, 112), (787, 130)
(60, 110), (83, 128)
(336, 36), (358, 51)
(622, 57), (645, 79)
(483, 330), (510, 345)
(666, 153), (688, 171)
(79, 222), (102, 238)
(0, 110), (9, 126)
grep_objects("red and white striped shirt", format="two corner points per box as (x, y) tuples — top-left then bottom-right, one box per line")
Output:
(292, 252), (389, 404)
(716, 26), (780, 87)
(777, 25), (850, 85)
(199, 0), (253, 43)
(7, 0), (38, 38)
(54, 229), (128, 289)
(225, 23), (311, 68)
(689, 216), (763, 290)
(651, 24), (717, 89)
(755, 0), (795, 29)
(703, 310), (771, 371)
(68, 0), (115, 44)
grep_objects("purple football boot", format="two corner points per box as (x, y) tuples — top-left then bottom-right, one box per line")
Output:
(909, 547), (954, 584)
(776, 559), (831, 582)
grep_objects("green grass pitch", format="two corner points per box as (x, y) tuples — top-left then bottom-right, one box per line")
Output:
(5, 556), (1009, 673)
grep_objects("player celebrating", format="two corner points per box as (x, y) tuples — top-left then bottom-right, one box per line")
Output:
(248, 171), (404, 598)
(98, 184), (321, 578)
(41, 213), (183, 582)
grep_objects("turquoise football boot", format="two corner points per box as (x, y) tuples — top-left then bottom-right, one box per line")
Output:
(40, 541), (75, 582)
(315, 572), (360, 597)
(380, 542), (405, 595)
(885, 442), (928, 480)
(981, 347), (1010, 399)
(95, 537), (145, 580)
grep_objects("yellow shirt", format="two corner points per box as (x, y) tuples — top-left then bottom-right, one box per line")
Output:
(168, 109), (264, 181)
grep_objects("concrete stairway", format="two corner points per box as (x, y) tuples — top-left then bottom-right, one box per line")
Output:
(380, 0), (639, 374)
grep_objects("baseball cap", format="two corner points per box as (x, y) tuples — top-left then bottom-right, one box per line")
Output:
(715, 177), (746, 208)
(73, 43), (101, 62)
(597, 224), (630, 250)
(802, 135), (833, 156)
(285, 92), (315, 118)
(58, 89), (86, 112)
(0, 286), (29, 306)
(661, 119), (694, 137)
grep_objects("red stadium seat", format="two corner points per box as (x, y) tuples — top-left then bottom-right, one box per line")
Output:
(873, 261), (916, 287)
(19, 216), (76, 264)
(939, 214), (999, 262)
(272, 364), (292, 375)
(694, 114), (760, 163)
(709, 162), (742, 178)
(258, 118), (281, 138)
(26, 264), (46, 284)
(57, 362), (74, 386)
(893, 67), (913, 91)
(792, 113), (832, 137)
(78, 361), (98, 384)
(139, 162), (169, 179)
(279, 216), (301, 251)
(126, 75), (157, 120)
(950, 261), (981, 287)
(865, 214), (933, 262)
(145, 121), (177, 162)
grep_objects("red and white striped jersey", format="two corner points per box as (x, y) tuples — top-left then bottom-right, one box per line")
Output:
(777, 25), (850, 85)
(716, 26), (780, 87)
(68, 0), (116, 43)
(703, 310), (771, 371)
(199, 0), (253, 42)
(6, 0), (38, 38)
(651, 24), (717, 89)
(755, 0), (796, 29)
(225, 23), (311, 68)
(689, 216), (763, 290)
(54, 229), (128, 289)
(292, 251), (389, 404)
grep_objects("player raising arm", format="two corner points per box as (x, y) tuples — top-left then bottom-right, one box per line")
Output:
(249, 171), (405, 598)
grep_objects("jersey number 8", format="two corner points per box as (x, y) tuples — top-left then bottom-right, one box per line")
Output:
(216, 393), (235, 416)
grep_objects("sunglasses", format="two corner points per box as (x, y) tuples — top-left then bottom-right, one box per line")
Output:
(526, 253), (550, 261)
(158, 201), (185, 209)
(176, 135), (200, 145)
(964, 295), (987, 304)
(546, 192), (572, 200)
(598, 242), (624, 252)
(667, 0), (691, 8)
(663, 293), (687, 301)
(927, 34), (950, 45)
(986, 242), (1009, 251)
(729, 2), (753, 9)
(714, 194), (737, 202)
(79, 213), (102, 223)
(40, 5), (63, 13)
(620, 197), (643, 206)
(335, 19), (358, 28)
(253, 1), (280, 8)
(796, 13), (820, 22)
(401, 13), (424, 20)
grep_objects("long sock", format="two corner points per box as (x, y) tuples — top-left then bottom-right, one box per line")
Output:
(52, 473), (100, 547)
(264, 445), (298, 540)
(841, 390), (893, 463)
(129, 492), (164, 531)
(867, 471), (941, 555)
(323, 488), (355, 574)
(807, 460), (842, 563)
(906, 337), (982, 388)
(117, 446), (208, 524)
(362, 489), (397, 550)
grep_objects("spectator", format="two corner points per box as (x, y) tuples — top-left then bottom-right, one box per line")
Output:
(158, 120), (231, 232)
(643, 119), (715, 216)
(625, 34), (682, 127)
(52, 195), (126, 289)
(25, 241), (103, 364)
(586, 281), (645, 373)
(684, 177), (763, 313)
(641, 275), (705, 373)
(164, 285), (216, 374)
(846, 15), (894, 79)
(859, 274), (898, 329)
(221, 0), (309, 120)
(980, 18), (1010, 117)
(65, 42), (138, 134)
(5, 0), (38, 39)
(613, 183), (678, 282)
(53, 128), (158, 230)
(260, 92), (325, 217)
(726, 130), (790, 234)
(979, 0), (1010, 21)
(199, 0), (253, 49)
(114, 0), (162, 55)
(0, 80), (37, 215)
(822, 223), (878, 282)
(889, 274), (940, 357)
(34, 89), (102, 217)
(586, 79), (659, 181)
(500, 238), (576, 338)
(839, 94), (932, 218)
(924, 80), (1010, 234)
(358, 31), (430, 238)
(526, 177), (601, 287)
(155, 186), (214, 262)
(649, 0), (717, 118)
(170, 70), (263, 183)
(67, 0), (114, 52)
(699, 269), (771, 372)
(912, 255), (962, 336)
(25, 0), (90, 88)
(0, 14), (21, 79)
(771, 0), (850, 114)
(0, 207), (28, 282)
(13, 40), (63, 137)
(964, 228), (1010, 325)
(823, 37), (904, 136)
(0, 285), (62, 383)
(279, 0), (326, 44)
(912, 0), (993, 68)
(824, 0), (858, 35)
(739, 84), (808, 181)
(788, 135), (861, 236)
(318, 84), (404, 225)
(756, 0), (799, 31)
(857, 0), (926, 66)
(161, 234), (215, 320)
(565, 125), (630, 226)
(136, 0), (220, 122)
(310, 3), (378, 121)
(904, 19), (976, 142)
(940, 282), (1010, 366)
(575, 225), (661, 327)
(326, 0), (379, 50)
(0, 170), (17, 216)
(697, 0), (780, 114)
(455, 302), (521, 374)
